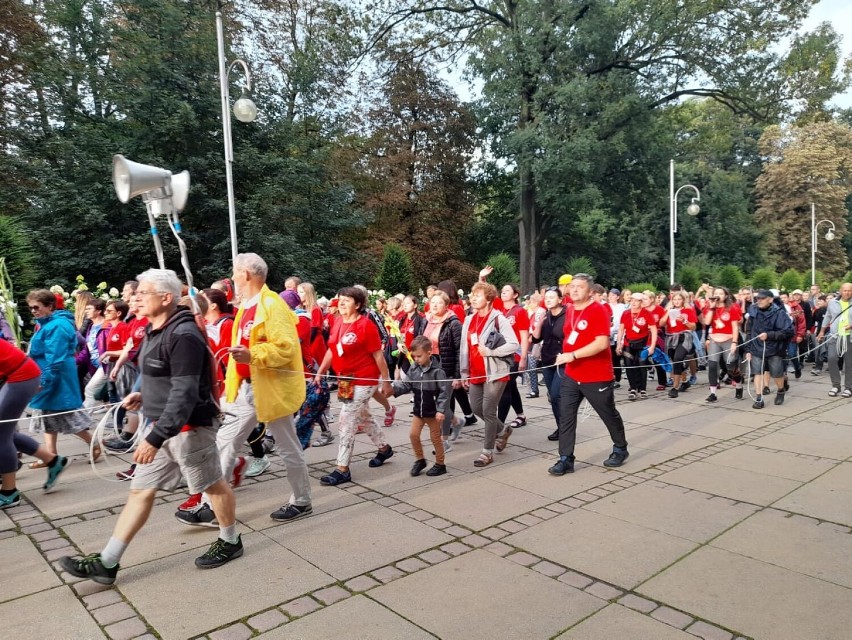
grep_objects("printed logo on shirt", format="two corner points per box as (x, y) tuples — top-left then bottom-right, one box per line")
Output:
(577, 320), (588, 331)
(636, 318), (646, 326)
(341, 331), (359, 345)
(721, 312), (730, 322)
(241, 321), (254, 341)
(133, 326), (146, 340)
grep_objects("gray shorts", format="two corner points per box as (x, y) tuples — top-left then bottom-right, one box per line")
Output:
(130, 425), (222, 494)
(750, 354), (784, 378)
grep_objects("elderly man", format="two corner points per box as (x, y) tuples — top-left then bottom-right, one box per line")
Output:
(745, 290), (793, 409)
(60, 269), (240, 584)
(177, 253), (312, 525)
(817, 282), (852, 398)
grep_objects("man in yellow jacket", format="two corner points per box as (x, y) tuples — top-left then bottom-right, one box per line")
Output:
(176, 253), (312, 526)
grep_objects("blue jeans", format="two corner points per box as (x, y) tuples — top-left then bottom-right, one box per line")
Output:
(542, 365), (562, 428)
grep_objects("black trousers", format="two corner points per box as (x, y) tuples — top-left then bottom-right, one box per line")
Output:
(558, 376), (627, 460)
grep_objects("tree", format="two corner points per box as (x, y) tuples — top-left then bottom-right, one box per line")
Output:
(717, 265), (745, 291)
(484, 253), (519, 289)
(374, 243), (415, 294)
(779, 269), (803, 292)
(677, 266), (702, 294)
(751, 268), (777, 290)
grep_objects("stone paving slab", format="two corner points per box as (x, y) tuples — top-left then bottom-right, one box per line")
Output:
(24, 470), (134, 519)
(640, 545), (852, 640)
(748, 423), (852, 459)
(0, 509), (14, 532)
(584, 481), (759, 543)
(555, 603), (694, 639)
(623, 425), (720, 456)
(261, 501), (452, 580)
(701, 445), (838, 482)
(118, 531), (332, 639)
(654, 460), (802, 505)
(503, 508), (697, 590)
(371, 549), (604, 639)
(649, 412), (757, 439)
(575, 434), (676, 470)
(772, 461), (852, 526)
(0, 534), (62, 603)
(0, 586), (106, 638)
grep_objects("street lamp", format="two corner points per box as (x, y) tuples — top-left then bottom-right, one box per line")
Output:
(216, 10), (258, 271)
(669, 159), (701, 286)
(811, 203), (836, 286)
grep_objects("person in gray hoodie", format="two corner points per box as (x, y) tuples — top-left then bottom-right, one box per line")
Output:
(817, 282), (852, 397)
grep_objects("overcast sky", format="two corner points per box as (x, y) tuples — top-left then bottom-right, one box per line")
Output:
(804, 0), (851, 108)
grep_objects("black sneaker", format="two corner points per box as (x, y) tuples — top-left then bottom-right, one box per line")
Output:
(548, 458), (574, 475)
(603, 449), (629, 467)
(668, 388), (678, 398)
(195, 535), (244, 569)
(368, 445), (394, 468)
(410, 459), (428, 477)
(783, 380), (790, 392)
(464, 415), (478, 426)
(735, 387), (743, 400)
(753, 397), (765, 409)
(794, 369), (802, 379)
(270, 503), (312, 522)
(103, 436), (134, 452)
(763, 386), (771, 395)
(320, 469), (352, 486)
(678, 382), (690, 392)
(547, 429), (560, 441)
(425, 463), (447, 476)
(59, 553), (119, 585)
(705, 393), (717, 403)
(774, 391), (785, 406)
(174, 504), (218, 528)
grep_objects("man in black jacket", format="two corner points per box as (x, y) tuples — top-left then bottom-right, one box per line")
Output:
(746, 290), (794, 409)
(60, 269), (241, 585)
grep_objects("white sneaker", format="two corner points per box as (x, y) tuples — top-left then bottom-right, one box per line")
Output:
(313, 431), (335, 447)
(245, 456), (271, 478)
(443, 439), (453, 454)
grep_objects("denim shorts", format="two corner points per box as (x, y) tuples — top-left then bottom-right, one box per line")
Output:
(750, 354), (784, 378)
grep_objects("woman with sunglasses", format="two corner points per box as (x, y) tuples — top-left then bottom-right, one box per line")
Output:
(26, 289), (100, 464)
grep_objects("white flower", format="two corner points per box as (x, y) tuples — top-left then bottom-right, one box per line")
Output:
(378, 289), (386, 296)
(76, 284), (88, 291)
(7, 301), (15, 309)
(109, 287), (119, 297)
(458, 289), (464, 296)
(97, 281), (108, 290)
(100, 294), (110, 301)
(49, 285), (63, 294)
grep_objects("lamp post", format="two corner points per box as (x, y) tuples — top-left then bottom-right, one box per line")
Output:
(216, 10), (258, 271)
(669, 159), (701, 286)
(811, 202), (836, 286)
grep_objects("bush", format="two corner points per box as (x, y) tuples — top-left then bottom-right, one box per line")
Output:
(0, 216), (39, 295)
(750, 268), (777, 291)
(717, 265), (744, 292)
(624, 282), (657, 295)
(564, 256), (597, 279)
(374, 243), (414, 295)
(779, 269), (803, 293)
(677, 265), (702, 294)
(802, 269), (825, 289)
(484, 253), (520, 288)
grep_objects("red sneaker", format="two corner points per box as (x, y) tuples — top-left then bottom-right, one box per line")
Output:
(384, 405), (397, 427)
(178, 493), (203, 512)
(115, 465), (136, 481)
(231, 456), (246, 488)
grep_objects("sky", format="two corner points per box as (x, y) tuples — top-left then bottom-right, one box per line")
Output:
(803, 0), (852, 108)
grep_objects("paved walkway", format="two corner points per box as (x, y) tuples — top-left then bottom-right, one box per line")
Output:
(2, 371), (852, 640)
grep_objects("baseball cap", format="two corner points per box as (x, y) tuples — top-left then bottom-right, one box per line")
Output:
(791, 289), (803, 295)
(280, 289), (301, 309)
(755, 289), (773, 299)
(558, 274), (573, 285)
(329, 298), (339, 308)
(609, 288), (620, 295)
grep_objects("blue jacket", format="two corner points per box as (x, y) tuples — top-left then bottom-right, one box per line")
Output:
(746, 303), (793, 358)
(28, 309), (83, 410)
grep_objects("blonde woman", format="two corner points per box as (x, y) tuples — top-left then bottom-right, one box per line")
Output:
(297, 282), (326, 367)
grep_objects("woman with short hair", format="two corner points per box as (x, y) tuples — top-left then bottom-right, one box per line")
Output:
(702, 286), (742, 403)
(660, 292), (696, 398)
(615, 293), (657, 400)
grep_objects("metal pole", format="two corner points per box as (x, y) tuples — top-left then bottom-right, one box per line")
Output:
(669, 159), (675, 286)
(811, 203), (816, 286)
(217, 11), (238, 271)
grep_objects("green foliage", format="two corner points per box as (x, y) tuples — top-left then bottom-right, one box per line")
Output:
(676, 265), (702, 294)
(779, 269), (804, 293)
(625, 283), (657, 295)
(564, 257), (597, 279)
(717, 265), (745, 291)
(0, 216), (39, 294)
(374, 243), (414, 295)
(485, 253), (520, 288)
(803, 269), (825, 288)
(750, 268), (777, 290)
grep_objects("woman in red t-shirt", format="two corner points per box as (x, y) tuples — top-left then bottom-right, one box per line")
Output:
(497, 284), (530, 428)
(297, 282), (327, 368)
(616, 292), (657, 400)
(702, 287), (742, 403)
(398, 295), (426, 376)
(1, 340), (70, 508)
(660, 292), (697, 398)
(203, 288), (234, 386)
(314, 287), (394, 486)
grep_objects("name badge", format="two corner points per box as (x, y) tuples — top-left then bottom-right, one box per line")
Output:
(567, 330), (579, 345)
(470, 333), (479, 346)
(632, 325), (639, 333)
(336, 343), (344, 357)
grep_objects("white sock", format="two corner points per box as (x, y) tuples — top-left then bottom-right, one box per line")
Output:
(219, 524), (238, 545)
(100, 536), (127, 568)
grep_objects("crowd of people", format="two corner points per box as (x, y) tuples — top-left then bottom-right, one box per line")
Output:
(1, 255), (851, 586)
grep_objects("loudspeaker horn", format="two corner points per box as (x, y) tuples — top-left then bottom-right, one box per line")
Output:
(112, 154), (171, 203)
(170, 170), (190, 212)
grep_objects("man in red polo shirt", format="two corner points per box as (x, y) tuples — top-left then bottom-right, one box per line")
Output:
(548, 273), (629, 475)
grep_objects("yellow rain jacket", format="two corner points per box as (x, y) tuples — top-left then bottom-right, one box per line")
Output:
(225, 285), (306, 421)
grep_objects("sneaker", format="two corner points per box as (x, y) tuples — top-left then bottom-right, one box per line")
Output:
(43, 455), (69, 493)
(270, 503), (312, 522)
(440, 439), (453, 455)
(843, 389), (852, 399)
(548, 458), (574, 475)
(547, 429), (560, 441)
(603, 449), (629, 467)
(525, 392), (539, 398)
(464, 414), (478, 426)
(115, 465), (135, 481)
(639, 391), (648, 400)
(449, 417), (464, 442)
(231, 456), (246, 488)
(195, 535), (244, 569)
(410, 459), (428, 477)
(688, 375), (698, 385)
(647, 371), (655, 379)
(0, 490), (21, 510)
(312, 431), (335, 447)
(753, 397), (765, 409)
(668, 388), (679, 398)
(667, 378), (674, 387)
(175, 504), (218, 528)
(763, 386), (771, 395)
(245, 456), (271, 478)
(368, 446), (394, 467)
(774, 391), (785, 406)
(383, 405), (397, 427)
(425, 463), (447, 476)
(794, 369), (802, 379)
(59, 553), (119, 585)
(811, 369), (822, 376)
(613, 382), (621, 389)
(628, 390), (637, 401)
(262, 435), (277, 455)
(705, 393), (717, 403)
(678, 382), (690, 392)
(829, 386), (840, 397)
(735, 387), (743, 400)
(103, 436), (134, 452)
(320, 469), (352, 486)
(178, 493), (202, 512)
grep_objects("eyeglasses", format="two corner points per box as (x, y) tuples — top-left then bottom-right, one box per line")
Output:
(546, 286), (560, 293)
(136, 290), (163, 297)
(29, 305), (42, 311)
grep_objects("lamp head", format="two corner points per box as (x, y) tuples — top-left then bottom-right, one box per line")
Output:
(686, 200), (700, 216)
(233, 89), (257, 123)
(825, 229), (836, 242)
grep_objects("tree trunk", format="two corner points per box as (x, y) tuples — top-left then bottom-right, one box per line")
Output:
(517, 162), (538, 293)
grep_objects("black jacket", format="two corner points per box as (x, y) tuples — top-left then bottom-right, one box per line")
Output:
(532, 307), (566, 367)
(140, 307), (218, 448)
(417, 315), (463, 379)
(745, 302), (793, 358)
(391, 356), (450, 418)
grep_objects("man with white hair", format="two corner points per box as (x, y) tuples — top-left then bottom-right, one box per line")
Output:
(817, 282), (852, 398)
(177, 253), (313, 525)
(60, 269), (241, 584)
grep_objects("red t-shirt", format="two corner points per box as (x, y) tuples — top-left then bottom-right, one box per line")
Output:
(466, 312), (491, 385)
(206, 315), (234, 381)
(503, 304), (529, 363)
(563, 302), (613, 383)
(295, 313), (312, 373)
(706, 304), (742, 336)
(400, 313), (421, 350)
(309, 306), (326, 363)
(665, 307), (697, 334)
(106, 322), (130, 351)
(127, 316), (150, 362)
(620, 308), (655, 342)
(236, 305), (257, 380)
(328, 315), (381, 386)
(449, 303), (465, 322)
(0, 340), (40, 382)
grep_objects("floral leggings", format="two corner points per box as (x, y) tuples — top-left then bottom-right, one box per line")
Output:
(336, 385), (388, 468)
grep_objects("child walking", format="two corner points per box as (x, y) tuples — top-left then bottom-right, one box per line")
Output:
(390, 336), (451, 477)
